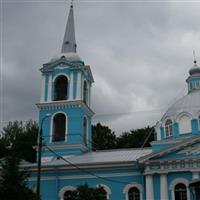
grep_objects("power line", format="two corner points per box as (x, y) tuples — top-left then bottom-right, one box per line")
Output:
(44, 144), (135, 185)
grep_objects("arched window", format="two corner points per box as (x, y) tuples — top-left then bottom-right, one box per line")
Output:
(96, 184), (111, 200)
(165, 119), (173, 137)
(128, 187), (140, 200)
(178, 115), (191, 134)
(63, 190), (74, 200)
(52, 113), (66, 142)
(83, 80), (88, 104)
(174, 183), (187, 200)
(54, 75), (68, 101)
(83, 117), (88, 145)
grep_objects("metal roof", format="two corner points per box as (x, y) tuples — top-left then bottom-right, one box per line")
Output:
(39, 148), (152, 167)
(161, 89), (200, 121)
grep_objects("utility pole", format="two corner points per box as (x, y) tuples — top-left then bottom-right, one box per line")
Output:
(36, 114), (51, 200)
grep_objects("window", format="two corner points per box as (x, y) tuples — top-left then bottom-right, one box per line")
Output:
(178, 115), (191, 134)
(83, 117), (88, 145)
(96, 184), (111, 200)
(54, 75), (68, 101)
(128, 187), (140, 200)
(83, 80), (88, 104)
(63, 190), (74, 200)
(52, 113), (66, 142)
(174, 183), (187, 200)
(165, 119), (173, 137)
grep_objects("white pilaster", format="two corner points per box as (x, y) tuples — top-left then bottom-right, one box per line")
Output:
(76, 72), (81, 100)
(47, 75), (52, 101)
(40, 75), (45, 102)
(160, 174), (169, 200)
(69, 73), (74, 100)
(145, 175), (154, 200)
(192, 172), (200, 180)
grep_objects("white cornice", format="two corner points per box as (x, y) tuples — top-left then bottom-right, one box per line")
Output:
(28, 171), (141, 181)
(36, 100), (94, 117)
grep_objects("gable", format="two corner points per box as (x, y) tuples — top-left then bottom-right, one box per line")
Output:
(150, 141), (200, 161)
(139, 136), (200, 163)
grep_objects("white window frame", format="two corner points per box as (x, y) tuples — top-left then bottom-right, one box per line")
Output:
(59, 186), (76, 200)
(96, 184), (111, 199)
(165, 119), (173, 138)
(169, 178), (190, 200)
(123, 183), (143, 200)
(50, 111), (68, 143)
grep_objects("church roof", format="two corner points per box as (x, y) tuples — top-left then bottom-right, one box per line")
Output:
(161, 89), (200, 121)
(24, 148), (152, 168)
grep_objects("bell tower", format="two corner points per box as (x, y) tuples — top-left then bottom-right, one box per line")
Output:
(37, 4), (94, 159)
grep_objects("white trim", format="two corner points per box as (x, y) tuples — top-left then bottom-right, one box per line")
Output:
(169, 178), (190, 200)
(177, 113), (192, 134)
(176, 112), (193, 121)
(145, 175), (154, 200)
(50, 111), (68, 143)
(28, 172), (141, 181)
(123, 183), (143, 200)
(47, 75), (52, 101)
(52, 73), (70, 82)
(69, 73), (74, 100)
(40, 75), (45, 102)
(160, 174), (169, 200)
(59, 185), (76, 200)
(96, 184), (111, 199)
(76, 72), (81, 100)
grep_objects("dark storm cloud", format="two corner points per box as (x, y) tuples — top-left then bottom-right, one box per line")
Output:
(1, 1), (200, 134)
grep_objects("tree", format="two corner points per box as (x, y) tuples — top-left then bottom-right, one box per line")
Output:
(66, 184), (107, 200)
(116, 126), (155, 148)
(92, 123), (117, 150)
(0, 120), (38, 162)
(0, 154), (37, 200)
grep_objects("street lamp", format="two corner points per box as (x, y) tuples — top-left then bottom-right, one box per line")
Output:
(36, 113), (51, 200)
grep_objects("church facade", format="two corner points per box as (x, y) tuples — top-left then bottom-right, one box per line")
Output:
(25, 4), (200, 200)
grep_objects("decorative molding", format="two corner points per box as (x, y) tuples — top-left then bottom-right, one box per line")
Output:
(49, 111), (68, 143)
(123, 183), (143, 200)
(144, 159), (200, 175)
(169, 178), (190, 200)
(96, 184), (111, 199)
(36, 100), (95, 117)
(28, 172), (141, 181)
(139, 135), (200, 163)
(58, 185), (76, 199)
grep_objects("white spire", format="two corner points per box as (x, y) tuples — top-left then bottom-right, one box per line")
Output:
(61, 4), (77, 53)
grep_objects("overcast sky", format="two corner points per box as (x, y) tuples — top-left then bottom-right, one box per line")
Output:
(1, 0), (200, 134)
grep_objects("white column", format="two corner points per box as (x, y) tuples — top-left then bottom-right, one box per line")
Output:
(192, 171), (200, 180)
(160, 174), (169, 200)
(47, 75), (52, 101)
(40, 75), (45, 102)
(69, 73), (74, 100)
(145, 175), (154, 200)
(76, 72), (81, 100)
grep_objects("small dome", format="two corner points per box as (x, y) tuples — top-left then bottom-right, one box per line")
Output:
(161, 90), (200, 121)
(51, 52), (82, 63)
(189, 62), (200, 76)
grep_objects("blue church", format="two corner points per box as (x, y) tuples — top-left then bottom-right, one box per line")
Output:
(26, 4), (200, 200)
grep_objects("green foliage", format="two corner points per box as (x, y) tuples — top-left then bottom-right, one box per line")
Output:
(0, 120), (38, 162)
(65, 184), (107, 200)
(0, 154), (37, 200)
(92, 123), (117, 150)
(116, 126), (155, 148)
(92, 123), (155, 150)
